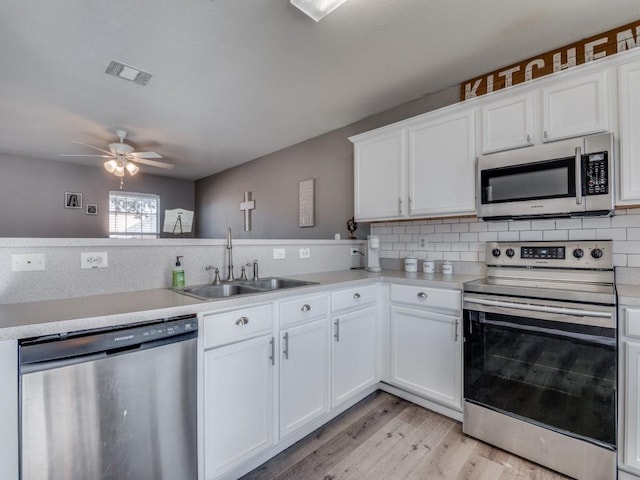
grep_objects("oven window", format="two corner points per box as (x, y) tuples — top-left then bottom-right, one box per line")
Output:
(464, 310), (616, 447)
(481, 157), (575, 204)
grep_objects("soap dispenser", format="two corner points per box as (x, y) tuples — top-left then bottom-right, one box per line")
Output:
(172, 256), (185, 289)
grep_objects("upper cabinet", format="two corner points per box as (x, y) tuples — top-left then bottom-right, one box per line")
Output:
(618, 58), (640, 203)
(351, 105), (476, 222)
(481, 92), (535, 154)
(541, 70), (609, 142)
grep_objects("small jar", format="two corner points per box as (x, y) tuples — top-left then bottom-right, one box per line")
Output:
(442, 261), (453, 275)
(423, 260), (435, 273)
(404, 257), (418, 272)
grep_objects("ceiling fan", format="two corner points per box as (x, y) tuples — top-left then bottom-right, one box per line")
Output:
(60, 129), (175, 188)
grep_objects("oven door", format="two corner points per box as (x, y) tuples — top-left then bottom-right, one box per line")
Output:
(463, 294), (616, 449)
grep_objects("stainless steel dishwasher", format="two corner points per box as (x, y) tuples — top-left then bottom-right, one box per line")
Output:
(19, 314), (198, 480)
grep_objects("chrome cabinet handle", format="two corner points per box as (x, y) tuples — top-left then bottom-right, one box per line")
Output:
(417, 292), (428, 299)
(269, 337), (275, 366)
(235, 316), (249, 325)
(543, 130), (548, 139)
(398, 197), (402, 215)
(283, 332), (289, 360)
(408, 196), (412, 214)
(526, 134), (532, 144)
(301, 304), (311, 312)
(575, 146), (583, 205)
(334, 319), (340, 342)
(353, 292), (361, 299)
(454, 318), (459, 342)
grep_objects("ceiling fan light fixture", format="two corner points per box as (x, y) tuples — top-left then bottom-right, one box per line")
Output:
(125, 162), (139, 175)
(113, 164), (125, 177)
(104, 159), (118, 173)
(290, 0), (349, 21)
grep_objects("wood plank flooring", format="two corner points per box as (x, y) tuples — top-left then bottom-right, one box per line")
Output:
(241, 392), (569, 480)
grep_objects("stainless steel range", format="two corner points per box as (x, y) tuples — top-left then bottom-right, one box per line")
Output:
(463, 240), (616, 480)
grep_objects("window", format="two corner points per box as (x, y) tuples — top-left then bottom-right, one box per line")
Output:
(109, 191), (160, 239)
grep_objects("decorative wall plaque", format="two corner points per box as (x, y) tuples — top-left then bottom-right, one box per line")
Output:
(299, 179), (315, 227)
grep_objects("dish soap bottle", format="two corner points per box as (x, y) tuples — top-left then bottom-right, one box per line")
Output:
(172, 256), (185, 289)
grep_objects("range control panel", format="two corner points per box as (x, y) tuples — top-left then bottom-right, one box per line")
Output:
(584, 152), (609, 196)
(486, 240), (612, 269)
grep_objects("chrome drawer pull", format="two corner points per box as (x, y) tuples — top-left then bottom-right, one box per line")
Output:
(417, 292), (428, 299)
(301, 304), (311, 312)
(334, 319), (340, 342)
(235, 316), (249, 325)
(283, 332), (289, 360)
(353, 293), (361, 299)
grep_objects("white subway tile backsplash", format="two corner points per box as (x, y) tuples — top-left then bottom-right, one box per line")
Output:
(371, 208), (640, 267)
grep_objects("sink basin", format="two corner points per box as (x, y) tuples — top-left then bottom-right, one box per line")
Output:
(180, 283), (264, 300)
(238, 277), (318, 290)
(174, 277), (318, 301)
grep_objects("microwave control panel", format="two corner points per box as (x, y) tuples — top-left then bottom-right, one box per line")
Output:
(583, 152), (608, 195)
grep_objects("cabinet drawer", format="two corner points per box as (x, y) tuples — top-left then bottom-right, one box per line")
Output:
(280, 293), (329, 328)
(331, 284), (378, 312)
(390, 284), (460, 313)
(627, 308), (640, 338)
(203, 304), (273, 348)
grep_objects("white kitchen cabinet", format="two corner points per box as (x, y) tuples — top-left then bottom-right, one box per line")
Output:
(621, 307), (640, 476)
(617, 59), (640, 203)
(350, 105), (476, 221)
(480, 92), (535, 154)
(388, 284), (462, 411)
(0, 340), (18, 480)
(407, 109), (476, 217)
(331, 305), (378, 407)
(279, 295), (330, 440)
(541, 70), (609, 142)
(202, 305), (275, 480)
(353, 129), (406, 220)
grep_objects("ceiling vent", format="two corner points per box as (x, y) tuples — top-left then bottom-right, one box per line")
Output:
(105, 60), (152, 86)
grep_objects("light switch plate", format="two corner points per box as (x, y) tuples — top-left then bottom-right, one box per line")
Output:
(81, 252), (108, 269)
(299, 248), (311, 259)
(12, 253), (45, 272)
(273, 248), (286, 260)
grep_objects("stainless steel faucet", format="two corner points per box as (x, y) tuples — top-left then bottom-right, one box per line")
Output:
(225, 227), (234, 281)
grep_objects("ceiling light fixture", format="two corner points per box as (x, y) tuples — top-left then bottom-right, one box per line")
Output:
(104, 157), (139, 189)
(290, 0), (349, 21)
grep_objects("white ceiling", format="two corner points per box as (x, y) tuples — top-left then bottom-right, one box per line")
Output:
(2, 0), (640, 180)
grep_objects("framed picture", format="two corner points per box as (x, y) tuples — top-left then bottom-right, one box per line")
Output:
(86, 204), (98, 215)
(299, 178), (315, 227)
(65, 192), (83, 209)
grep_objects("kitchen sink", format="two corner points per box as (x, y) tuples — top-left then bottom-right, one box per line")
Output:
(174, 277), (318, 301)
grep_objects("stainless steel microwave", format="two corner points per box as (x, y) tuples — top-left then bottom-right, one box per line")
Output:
(477, 132), (614, 221)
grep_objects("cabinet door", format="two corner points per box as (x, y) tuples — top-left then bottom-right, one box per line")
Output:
(390, 306), (462, 411)
(542, 70), (609, 142)
(407, 109), (476, 217)
(204, 335), (275, 479)
(279, 318), (329, 439)
(481, 92), (534, 154)
(618, 60), (640, 202)
(353, 129), (406, 221)
(332, 306), (377, 407)
(625, 339), (640, 472)
(0, 340), (18, 480)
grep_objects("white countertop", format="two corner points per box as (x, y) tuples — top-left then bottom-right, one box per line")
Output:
(617, 284), (640, 307)
(0, 269), (480, 341)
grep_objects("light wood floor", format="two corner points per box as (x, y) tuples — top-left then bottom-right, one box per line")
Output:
(241, 391), (569, 480)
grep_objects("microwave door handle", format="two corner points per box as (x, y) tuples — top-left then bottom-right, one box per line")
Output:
(575, 146), (583, 205)
(486, 185), (492, 202)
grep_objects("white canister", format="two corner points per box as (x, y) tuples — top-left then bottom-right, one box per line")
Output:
(404, 257), (418, 272)
(442, 261), (453, 275)
(423, 260), (435, 273)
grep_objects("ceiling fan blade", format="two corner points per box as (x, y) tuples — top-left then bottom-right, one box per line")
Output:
(131, 151), (163, 159)
(72, 141), (114, 156)
(59, 154), (113, 158)
(132, 158), (175, 169)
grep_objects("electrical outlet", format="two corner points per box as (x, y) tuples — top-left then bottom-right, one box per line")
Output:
(81, 252), (108, 269)
(12, 253), (45, 272)
(299, 248), (311, 259)
(273, 248), (286, 260)
(419, 237), (427, 248)
(350, 248), (360, 256)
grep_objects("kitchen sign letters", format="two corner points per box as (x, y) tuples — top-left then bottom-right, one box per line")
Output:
(460, 20), (640, 100)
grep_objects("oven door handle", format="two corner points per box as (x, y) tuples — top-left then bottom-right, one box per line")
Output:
(464, 297), (611, 319)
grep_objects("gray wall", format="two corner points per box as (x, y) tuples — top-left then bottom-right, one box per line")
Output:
(195, 85), (460, 239)
(0, 154), (195, 238)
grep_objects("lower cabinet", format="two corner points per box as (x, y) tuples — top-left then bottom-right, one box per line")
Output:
(331, 305), (378, 407)
(621, 307), (640, 476)
(202, 305), (276, 480)
(389, 305), (462, 410)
